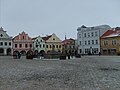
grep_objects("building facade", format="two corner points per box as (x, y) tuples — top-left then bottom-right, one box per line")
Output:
(42, 33), (62, 53)
(62, 38), (76, 55)
(101, 27), (120, 55)
(32, 36), (46, 54)
(77, 25), (111, 55)
(0, 27), (12, 55)
(12, 31), (33, 55)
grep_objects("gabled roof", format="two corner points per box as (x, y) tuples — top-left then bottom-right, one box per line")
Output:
(101, 27), (120, 38)
(62, 38), (75, 45)
(42, 35), (52, 41)
(32, 36), (38, 40)
(13, 31), (32, 40)
(32, 35), (41, 40)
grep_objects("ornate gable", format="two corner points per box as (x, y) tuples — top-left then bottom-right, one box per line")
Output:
(0, 27), (11, 39)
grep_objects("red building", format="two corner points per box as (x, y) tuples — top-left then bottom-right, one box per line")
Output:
(62, 38), (76, 55)
(12, 31), (33, 55)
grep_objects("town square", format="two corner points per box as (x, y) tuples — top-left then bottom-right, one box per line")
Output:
(0, 56), (120, 90)
(0, 0), (120, 90)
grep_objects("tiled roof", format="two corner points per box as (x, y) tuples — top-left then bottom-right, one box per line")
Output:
(101, 27), (120, 38)
(12, 35), (19, 40)
(42, 35), (52, 41)
(32, 36), (38, 40)
(62, 38), (75, 45)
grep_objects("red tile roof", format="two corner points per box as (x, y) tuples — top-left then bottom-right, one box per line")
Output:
(101, 27), (120, 38)
(62, 38), (75, 45)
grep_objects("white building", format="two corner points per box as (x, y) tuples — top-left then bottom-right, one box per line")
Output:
(77, 25), (111, 55)
(32, 36), (46, 54)
(0, 27), (12, 55)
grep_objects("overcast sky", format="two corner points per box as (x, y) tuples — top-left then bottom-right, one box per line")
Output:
(0, 0), (120, 40)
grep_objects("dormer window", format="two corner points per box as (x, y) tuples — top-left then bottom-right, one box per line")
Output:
(53, 38), (55, 40)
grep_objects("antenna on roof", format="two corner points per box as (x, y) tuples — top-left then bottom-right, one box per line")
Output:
(65, 34), (67, 40)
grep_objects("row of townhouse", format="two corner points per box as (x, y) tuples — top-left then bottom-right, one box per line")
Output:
(77, 25), (120, 55)
(0, 27), (76, 55)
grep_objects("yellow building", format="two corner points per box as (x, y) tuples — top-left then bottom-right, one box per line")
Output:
(100, 27), (120, 55)
(42, 33), (62, 53)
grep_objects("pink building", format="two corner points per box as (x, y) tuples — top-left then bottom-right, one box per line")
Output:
(12, 31), (33, 55)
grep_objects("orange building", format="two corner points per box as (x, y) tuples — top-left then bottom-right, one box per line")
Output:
(62, 38), (76, 55)
(100, 27), (120, 55)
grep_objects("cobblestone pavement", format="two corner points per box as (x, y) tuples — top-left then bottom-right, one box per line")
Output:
(0, 56), (120, 90)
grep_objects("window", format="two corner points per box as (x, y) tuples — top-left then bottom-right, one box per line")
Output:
(15, 44), (17, 48)
(112, 40), (116, 45)
(85, 49), (87, 53)
(56, 45), (58, 48)
(85, 48), (90, 54)
(40, 44), (41, 48)
(88, 33), (90, 37)
(96, 48), (98, 53)
(30, 44), (32, 48)
(25, 44), (28, 48)
(9, 42), (11, 46)
(96, 40), (98, 44)
(19, 44), (22, 48)
(73, 46), (75, 48)
(53, 45), (55, 48)
(95, 32), (98, 36)
(0, 34), (3, 37)
(5, 42), (7, 46)
(46, 45), (48, 48)
(50, 45), (52, 48)
(22, 36), (24, 40)
(85, 41), (87, 45)
(84, 33), (86, 37)
(36, 45), (38, 47)
(88, 40), (90, 45)
(0, 42), (3, 46)
(91, 32), (94, 37)
(41, 40), (42, 42)
(79, 41), (81, 45)
(92, 40), (94, 44)
(104, 40), (108, 45)
(79, 34), (81, 38)
(43, 44), (45, 48)
(93, 48), (98, 53)
(53, 38), (55, 40)
(59, 45), (61, 48)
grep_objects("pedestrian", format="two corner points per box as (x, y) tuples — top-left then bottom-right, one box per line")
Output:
(99, 52), (101, 56)
(18, 52), (21, 59)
